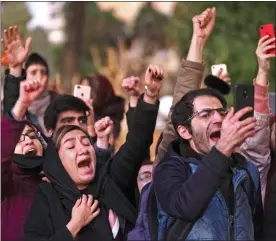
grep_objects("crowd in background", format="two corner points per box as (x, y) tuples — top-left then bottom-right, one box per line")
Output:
(1, 6), (276, 241)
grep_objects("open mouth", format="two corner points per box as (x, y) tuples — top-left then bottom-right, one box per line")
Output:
(24, 149), (37, 156)
(210, 131), (221, 142)
(78, 159), (91, 168)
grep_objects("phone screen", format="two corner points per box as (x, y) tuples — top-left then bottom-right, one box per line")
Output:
(233, 84), (254, 120)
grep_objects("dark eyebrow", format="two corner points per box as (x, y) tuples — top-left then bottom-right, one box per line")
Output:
(24, 129), (36, 135)
(60, 117), (76, 123)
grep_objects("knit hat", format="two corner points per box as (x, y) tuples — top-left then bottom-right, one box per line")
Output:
(25, 52), (49, 75)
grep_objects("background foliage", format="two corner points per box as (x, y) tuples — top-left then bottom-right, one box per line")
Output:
(2, 2), (276, 96)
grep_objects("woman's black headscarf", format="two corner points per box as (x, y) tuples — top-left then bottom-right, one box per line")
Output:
(42, 125), (136, 240)
(12, 120), (47, 174)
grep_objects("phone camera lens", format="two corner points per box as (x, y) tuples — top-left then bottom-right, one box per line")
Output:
(243, 90), (248, 98)
(77, 86), (80, 89)
(81, 93), (84, 96)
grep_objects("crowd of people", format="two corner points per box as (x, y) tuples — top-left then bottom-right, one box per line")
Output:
(1, 6), (276, 241)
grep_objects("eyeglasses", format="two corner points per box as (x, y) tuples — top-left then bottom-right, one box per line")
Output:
(184, 107), (229, 124)
(18, 132), (38, 143)
(137, 171), (152, 182)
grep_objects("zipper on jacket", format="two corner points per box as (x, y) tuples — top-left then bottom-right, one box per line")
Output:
(229, 214), (234, 241)
(229, 167), (236, 241)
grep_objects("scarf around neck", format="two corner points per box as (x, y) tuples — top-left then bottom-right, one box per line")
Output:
(28, 90), (51, 134)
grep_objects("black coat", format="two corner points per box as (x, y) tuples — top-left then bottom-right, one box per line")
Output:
(24, 97), (159, 241)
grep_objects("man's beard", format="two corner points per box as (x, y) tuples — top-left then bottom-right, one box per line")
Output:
(190, 128), (211, 155)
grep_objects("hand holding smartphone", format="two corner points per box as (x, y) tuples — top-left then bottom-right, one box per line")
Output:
(259, 24), (276, 54)
(74, 85), (91, 102)
(233, 84), (254, 121)
(211, 64), (228, 76)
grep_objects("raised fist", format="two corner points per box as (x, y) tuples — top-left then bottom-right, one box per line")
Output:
(94, 117), (113, 140)
(18, 78), (47, 106)
(144, 65), (164, 98)
(192, 7), (216, 42)
(122, 76), (140, 97)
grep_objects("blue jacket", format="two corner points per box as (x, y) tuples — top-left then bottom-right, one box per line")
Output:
(128, 141), (263, 240)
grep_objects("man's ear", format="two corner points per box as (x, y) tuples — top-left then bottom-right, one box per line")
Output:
(177, 125), (192, 140)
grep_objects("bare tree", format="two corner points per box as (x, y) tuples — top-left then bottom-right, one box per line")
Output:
(62, 2), (87, 94)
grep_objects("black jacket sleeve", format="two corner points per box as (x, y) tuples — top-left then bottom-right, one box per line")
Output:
(109, 95), (159, 203)
(153, 147), (234, 221)
(24, 186), (74, 241)
(126, 106), (136, 131)
(3, 69), (26, 115)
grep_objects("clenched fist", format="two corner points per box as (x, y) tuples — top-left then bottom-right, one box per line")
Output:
(144, 65), (164, 98)
(95, 117), (114, 140)
(192, 7), (216, 43)
(122, 76), (141, 97)
(19, 77), (47, 106)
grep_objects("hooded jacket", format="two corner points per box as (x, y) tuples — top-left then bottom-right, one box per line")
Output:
(24, 96), (159, 241)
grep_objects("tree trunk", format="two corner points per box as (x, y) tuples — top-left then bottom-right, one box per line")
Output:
(62, 2), (87, 94)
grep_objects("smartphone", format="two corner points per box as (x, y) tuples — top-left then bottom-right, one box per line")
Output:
(233, 84), (254, 121)
(259, 24), (276, 54)
(211, 64), (228, 76)
(269, 92), (276, 116)
(74, 85), (91, 101)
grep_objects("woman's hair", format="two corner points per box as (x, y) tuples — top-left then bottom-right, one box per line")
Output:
(52, 125), (91, 151)
(80, 74), (116, 112)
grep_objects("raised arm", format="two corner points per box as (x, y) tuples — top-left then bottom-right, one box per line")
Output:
(240, 35), (275, 202)
(122, 76), (141, 131)
(1, 75), (46, 199)
(109, 66), (162, 201)
(155, 8), (217, 164)
(2, 25), (31, 114)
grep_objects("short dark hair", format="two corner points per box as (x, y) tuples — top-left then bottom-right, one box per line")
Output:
(141, 160), (153, 167)
(44, 95), (90, 131)
(172, 88), (227, 132)
(25, 53), (49, 75)
(52, 125), (91, 151)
